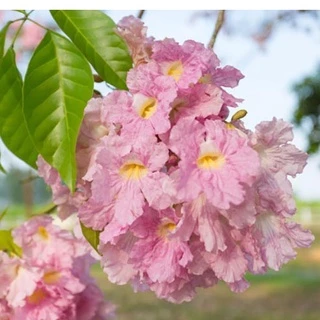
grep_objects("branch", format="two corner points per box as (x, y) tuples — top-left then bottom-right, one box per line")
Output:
(137, 10), (145, 20)
(208, 10), (225, 50)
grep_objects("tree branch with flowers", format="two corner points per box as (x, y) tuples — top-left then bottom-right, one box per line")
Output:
(0, 10), (314, 319)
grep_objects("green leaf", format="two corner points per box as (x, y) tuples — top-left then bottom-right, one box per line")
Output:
(0, 207), (8, 221)
(0, 153), (6, 174)
(23, 31), (93, 191)
(80, 222), (101, 254)
(0, 229), (22, 257)
(0, 48), (38, 168)
(50, 10), (132, 89)
(0, 22), (10, 58)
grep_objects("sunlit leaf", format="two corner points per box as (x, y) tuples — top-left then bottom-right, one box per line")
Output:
(51, 10), (132, 89)
(23, 31), (93, 191)
(0, 22), (10, 58)
(0, 48), (38, 168)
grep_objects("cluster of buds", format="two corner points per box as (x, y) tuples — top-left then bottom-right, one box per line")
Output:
(38, 16), (314, 303)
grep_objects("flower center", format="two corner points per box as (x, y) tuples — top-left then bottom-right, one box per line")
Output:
(43, 271), (61, 285)
(120, 161), (147, 180)
(27, 288), (47, 304)
(140, 98), (157, 119)
(134, 94), (158, 119)
(93, 124), (109, 138)
(37, 226), (49, 240)
(197, 152), (225, 170)
(157, 219), (176, 238)
(164, 60), (183, 81)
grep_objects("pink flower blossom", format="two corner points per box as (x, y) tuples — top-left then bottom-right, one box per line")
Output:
(169, 83), (224, 124)
(251, 212), (314, 271)
(35, 21), (314, 305)
(1, 216), (115, 319)
(169, 118), (260, 209)
(99, 231), (138, 285)
(251, 117), (308, 177)
(110, 66), (177, 136)
(117, 15), (154, 65)
(211, 65), (244, 88)
(250, 118), (308, 216)
(77, 97), (116, 178)
(130, 206), (193, 284)
(80, 135), (174, 230)
(152, 39), (219, 89)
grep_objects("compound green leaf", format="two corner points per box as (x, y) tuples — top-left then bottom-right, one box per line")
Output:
(51, 10), (132, 89)
(23, 31), (93, 191)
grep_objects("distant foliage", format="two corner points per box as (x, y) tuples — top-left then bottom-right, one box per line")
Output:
(293, 67), (320, 154)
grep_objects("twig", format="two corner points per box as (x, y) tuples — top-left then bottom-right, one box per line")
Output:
(20, 175), (38, 184)
(208, 10), (225, 50)
(93, 74), (103, 83)
(137, 10), (145, 19)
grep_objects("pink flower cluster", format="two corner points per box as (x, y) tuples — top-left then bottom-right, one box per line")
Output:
(38, 16), (314, 303)
(0, 216), (115, 319)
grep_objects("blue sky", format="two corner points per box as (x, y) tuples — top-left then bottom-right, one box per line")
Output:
(1, 10), (319, 200)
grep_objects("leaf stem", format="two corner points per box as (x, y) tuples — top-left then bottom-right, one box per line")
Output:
(10, 10), (34, 47)
(26, 18), (50, 32)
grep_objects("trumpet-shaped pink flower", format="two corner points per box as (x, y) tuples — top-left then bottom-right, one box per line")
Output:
(152, 39), (219, 89)
(130, 206), (193, 284)
(110, 67), (177, 136)
(77, 97), (117, 178)
(13, 215), (76, 268)
(80, 134), (174, 230)
(169, 83), (224, 124)
(250, 118), (308, 216)
(117, 15), (154, 65)
(99, 231), (138, 285)
(251, 117), (308, 177)
(176, 194), (227, 253)
(251, 212), (314, 271)
(169, 118), (260, 209)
